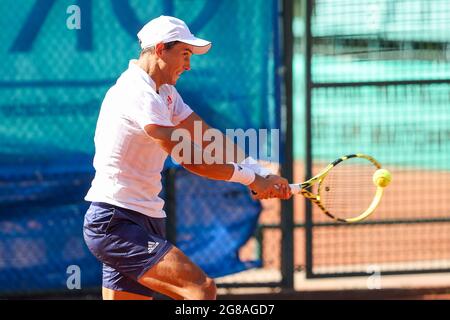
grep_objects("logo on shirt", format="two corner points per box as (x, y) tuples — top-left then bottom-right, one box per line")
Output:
(148, 241), (160, 254)
(166, 95), (173, 106)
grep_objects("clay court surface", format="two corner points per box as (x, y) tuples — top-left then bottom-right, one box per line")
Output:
(237, 160), (450, 274)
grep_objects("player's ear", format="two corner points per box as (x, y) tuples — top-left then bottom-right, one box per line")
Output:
(155, 42), (165, 57)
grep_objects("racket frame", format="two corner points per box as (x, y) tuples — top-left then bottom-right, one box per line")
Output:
(292, 154), (384, 223)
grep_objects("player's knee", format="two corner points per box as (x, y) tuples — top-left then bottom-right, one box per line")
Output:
(189, 277), (216, 300)
(203, 277), (217, 300)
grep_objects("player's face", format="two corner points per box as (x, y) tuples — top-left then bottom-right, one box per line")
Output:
(160, 42), (193, 85)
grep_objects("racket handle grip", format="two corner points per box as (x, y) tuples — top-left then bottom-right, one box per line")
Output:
(289, 184), (302, 194)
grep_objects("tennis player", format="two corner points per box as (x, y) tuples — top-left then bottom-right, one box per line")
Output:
(83, 15), (291, 300)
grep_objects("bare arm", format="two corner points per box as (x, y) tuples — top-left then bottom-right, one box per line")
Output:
(144, 123), (270, 194)
(173, 112), (292, 200)
(175, 112), (246, 164)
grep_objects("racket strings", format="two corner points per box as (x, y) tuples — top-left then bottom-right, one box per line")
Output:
(319, 158), (378, 220)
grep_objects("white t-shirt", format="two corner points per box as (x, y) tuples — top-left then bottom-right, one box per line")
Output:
(85, 60), (193, 217)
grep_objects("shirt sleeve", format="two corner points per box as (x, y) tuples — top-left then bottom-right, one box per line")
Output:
(171, 87), (194, 126)
(132, 91), (174, 129)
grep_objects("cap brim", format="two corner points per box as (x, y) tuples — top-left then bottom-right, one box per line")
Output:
(179, 37), (212, 55)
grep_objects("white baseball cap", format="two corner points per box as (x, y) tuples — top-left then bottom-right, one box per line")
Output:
(137, 15), (212, 55)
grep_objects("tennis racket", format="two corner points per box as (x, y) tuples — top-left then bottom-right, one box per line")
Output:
(289, 153), (386, 223)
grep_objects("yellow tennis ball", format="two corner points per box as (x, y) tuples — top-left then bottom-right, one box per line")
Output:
(373, 169), (392, 187)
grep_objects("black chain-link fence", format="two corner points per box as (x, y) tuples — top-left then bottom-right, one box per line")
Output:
(301, 0), (450, 277)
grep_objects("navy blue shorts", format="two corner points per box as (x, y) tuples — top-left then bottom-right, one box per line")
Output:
(83, 202), (173, 297)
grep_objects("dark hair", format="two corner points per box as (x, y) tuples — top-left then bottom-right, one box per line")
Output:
(163, 41), (180, 50)
(140, 41), (180, 57)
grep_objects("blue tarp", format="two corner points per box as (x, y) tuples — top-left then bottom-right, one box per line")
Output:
(0, 0), (280, 294)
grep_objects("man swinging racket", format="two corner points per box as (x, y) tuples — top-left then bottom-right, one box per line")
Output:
(83, 15), (291, 300)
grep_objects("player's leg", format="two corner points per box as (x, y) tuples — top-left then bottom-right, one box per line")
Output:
(84, 203), (161, 299)
(100, 263), (159, 300)
(102, 287), (153, 300)
(84, 203), (215, 300)
(138, 246), (216, 300)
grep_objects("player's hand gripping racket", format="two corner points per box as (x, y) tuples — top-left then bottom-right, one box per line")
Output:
(289, 154), (388, 223)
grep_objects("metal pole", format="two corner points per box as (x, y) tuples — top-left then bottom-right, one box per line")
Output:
(281, 0), (295, 290)
(165, 168), (177, 244)
(304, 0), (314, 279)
